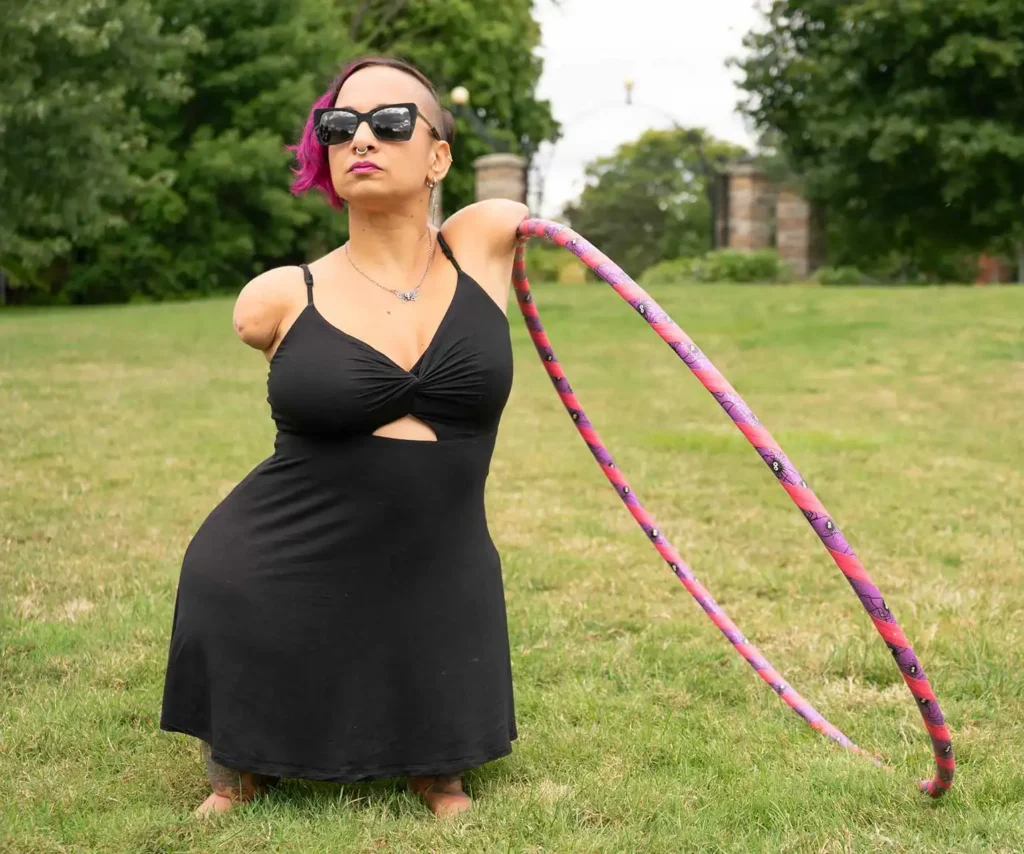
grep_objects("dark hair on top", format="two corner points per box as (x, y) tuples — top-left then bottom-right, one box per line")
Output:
(288, 55), (456, 210)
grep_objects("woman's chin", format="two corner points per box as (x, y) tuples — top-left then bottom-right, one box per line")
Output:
(340, 183), (420, 212)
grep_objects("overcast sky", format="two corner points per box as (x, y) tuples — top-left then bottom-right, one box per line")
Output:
(531, 0), (766, 216)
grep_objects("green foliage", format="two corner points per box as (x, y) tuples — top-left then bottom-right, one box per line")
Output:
(814, 266), (872, 286)
(1, 0), (557, 303)
(359, 0), (559, 216)
(60, 0), (347, 303)
(640, 249), (792, 286)
(863, 249), (979, 284)
(734, 0), (1024, 263)
(563, 128), (746, 281)
(638, 257), (699, 288)
(522, 242), (569, 284)
(0, 0), (200, 290)
(816, 255), (980, 286)
(694, 249), (793, 283)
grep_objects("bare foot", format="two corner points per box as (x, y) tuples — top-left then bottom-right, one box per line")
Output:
(409, 775), (473, 818)
(194, 792), (238, 817)
(194, 776), (273, 817)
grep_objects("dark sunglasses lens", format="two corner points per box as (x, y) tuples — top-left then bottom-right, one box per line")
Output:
(317, 111), (358, 145)
(371, 106), (414, 141)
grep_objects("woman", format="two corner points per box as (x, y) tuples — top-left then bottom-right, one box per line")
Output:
(160, 55), (528, 819)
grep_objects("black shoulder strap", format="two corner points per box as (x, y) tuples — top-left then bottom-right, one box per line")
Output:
(299, 263), (314, 305)
(436, 233), (462, 274)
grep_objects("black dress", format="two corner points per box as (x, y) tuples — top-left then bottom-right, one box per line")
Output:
(160, 235), (517, 782)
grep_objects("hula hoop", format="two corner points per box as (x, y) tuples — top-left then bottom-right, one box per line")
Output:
(513, 218), (953, 798)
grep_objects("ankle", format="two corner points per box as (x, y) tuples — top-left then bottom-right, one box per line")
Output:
(409, 772), (472, 817)
(212, 773), (260, 804)
(430, 774), (465, 795)
(408, 774), (437, 794)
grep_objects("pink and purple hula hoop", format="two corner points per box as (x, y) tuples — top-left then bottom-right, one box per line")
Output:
(514, 218), (954, 798)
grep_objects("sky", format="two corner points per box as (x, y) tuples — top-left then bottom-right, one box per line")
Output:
(531, 0), (766, 217)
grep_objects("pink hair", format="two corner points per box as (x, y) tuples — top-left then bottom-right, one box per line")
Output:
(288, 86), (345, 210)
(287, 55), (454, 212)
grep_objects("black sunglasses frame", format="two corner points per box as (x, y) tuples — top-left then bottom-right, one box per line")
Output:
(312, 103), (442, 146)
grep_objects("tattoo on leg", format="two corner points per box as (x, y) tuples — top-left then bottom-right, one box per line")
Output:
(200, 741), (255, 801)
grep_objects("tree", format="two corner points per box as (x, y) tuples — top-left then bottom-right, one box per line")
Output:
(61, 0), (348, 302)
(2, 0), (558, 303)
(0, 0), (199, 294)
(734, 0), (1024, 269)
(562, 128), (746, 279)
(356, 0), (559, 215)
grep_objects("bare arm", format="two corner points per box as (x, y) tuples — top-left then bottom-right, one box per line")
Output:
(232, 267), (304, 358)
(441, 199), (529, 312)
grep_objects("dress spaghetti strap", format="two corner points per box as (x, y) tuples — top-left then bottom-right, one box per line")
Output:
(299, 264), (314, 305)
(436, 234), (462, 274)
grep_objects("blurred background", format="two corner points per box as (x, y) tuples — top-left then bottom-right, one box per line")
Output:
(5, 0), (1024, 307)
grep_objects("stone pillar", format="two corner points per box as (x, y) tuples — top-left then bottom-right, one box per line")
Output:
(473, 153), (526, 203)
(713, 173), (730, 249)
(776, 185), (825, 278)
(726, 162), (774, 251)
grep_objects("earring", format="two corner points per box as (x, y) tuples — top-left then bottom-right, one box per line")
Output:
(429, 180), (439, 222)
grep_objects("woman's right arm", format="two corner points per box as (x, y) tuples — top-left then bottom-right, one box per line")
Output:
(232, 267), (301, 357)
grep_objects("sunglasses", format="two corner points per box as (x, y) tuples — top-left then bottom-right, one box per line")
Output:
(312, 103), (442, 146)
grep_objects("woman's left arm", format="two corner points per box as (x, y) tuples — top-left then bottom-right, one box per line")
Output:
(441, 199), (530, 313)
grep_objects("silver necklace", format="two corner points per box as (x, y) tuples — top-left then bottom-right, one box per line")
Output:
(344, 232), (434, 302)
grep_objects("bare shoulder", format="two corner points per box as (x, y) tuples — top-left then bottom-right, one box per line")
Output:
(442, 199), (530, 254)
(233, 265), (307, 353)
(441, 200), (529, 312)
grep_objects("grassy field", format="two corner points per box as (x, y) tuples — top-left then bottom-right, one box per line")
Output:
(1, 281), (1022, 853)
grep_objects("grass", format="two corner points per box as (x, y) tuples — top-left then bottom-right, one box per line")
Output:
(1, 281), (1022, 853)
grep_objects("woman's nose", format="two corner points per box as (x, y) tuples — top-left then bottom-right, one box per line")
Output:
(351, 121), (377, 150)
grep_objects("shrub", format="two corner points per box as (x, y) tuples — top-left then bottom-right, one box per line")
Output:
(695, 249), (793, 283)
(522, 243), (565, 284)
(815, 265), (871, 285)
(557, 262), (587, 285)
(639, 249), (793, 286)
(638, 257), (699, 288)
(868, 251), (978, 284)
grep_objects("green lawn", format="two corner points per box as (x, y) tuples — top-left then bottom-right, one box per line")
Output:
(1, 282), (1022, 853)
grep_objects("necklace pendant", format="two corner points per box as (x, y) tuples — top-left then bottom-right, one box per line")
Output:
(397, 290), (418, 302)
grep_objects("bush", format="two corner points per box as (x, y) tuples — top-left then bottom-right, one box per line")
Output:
(557, 262), (587, 285)
(639, 249), (792, 286)
(867, 251), (978, 284)
(638, 257), (699, 288)
(815, 265), (872, 285)
(522, 243), (566, 284)
(522, 242), (595, 285)
(695, 249), (793, 283)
